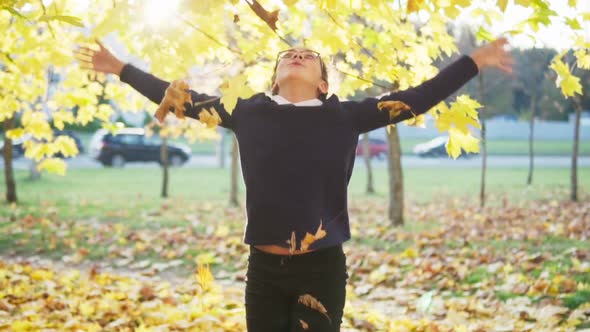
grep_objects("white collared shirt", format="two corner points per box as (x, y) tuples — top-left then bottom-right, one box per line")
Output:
(270, 94), (323, 106)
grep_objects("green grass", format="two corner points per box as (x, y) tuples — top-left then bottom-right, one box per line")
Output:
(2, 167), (587, 209)
(563, 290), (590, 310)
(495, 291), (521, 302)
(482, 237), (590, 256)
(464, 267), (493, 284)
(349, 167), (589, 204)
(485, 139), (590, 156)
(1, 166), (588, 293)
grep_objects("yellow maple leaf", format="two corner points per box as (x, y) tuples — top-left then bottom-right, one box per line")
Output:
(446, 127), (480, 159)
(6, 128), (25, 139)
(407, 0), (424, 13)
(550, 57), (583, 97)
(198, 107), (222, 129)
(37, 158), (66, 175)
(405, 114), (425, 128)
(79, 301), (95, 317)
(54, 136), (79, 158)
(220, 73), (255, 114)
(30, 269), (54, 281)
(574, 49), (590, 69)
(196, 263), (214, 292)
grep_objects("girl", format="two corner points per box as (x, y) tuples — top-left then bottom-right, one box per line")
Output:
(78, 38), (513, 331)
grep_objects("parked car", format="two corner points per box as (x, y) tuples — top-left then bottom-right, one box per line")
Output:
(356, 137), (388, 159)
(89, 128), (191, 167)
(0, 130), (84, 159)
(0, 135), (27, 158)
(413, 136), (475, 158)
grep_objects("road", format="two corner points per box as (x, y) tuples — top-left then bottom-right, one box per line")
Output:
(2, 154), (589, 170)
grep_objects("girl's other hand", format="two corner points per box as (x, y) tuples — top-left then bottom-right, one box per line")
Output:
(75, 39), (125, 76)
(470, 37), (515, 74)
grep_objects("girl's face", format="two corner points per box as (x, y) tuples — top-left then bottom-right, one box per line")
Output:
(273, 47), (328, 96)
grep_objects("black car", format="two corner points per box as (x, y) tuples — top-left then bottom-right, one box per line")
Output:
(89, 128), (191, 167)
(413, 136), (476, 158)
(0, 130), (84, 159)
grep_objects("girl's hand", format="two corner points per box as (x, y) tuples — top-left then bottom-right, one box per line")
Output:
(470, 37), (515, 74)
(75, 40), (125, 76)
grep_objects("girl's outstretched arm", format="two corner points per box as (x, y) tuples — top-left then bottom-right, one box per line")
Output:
(76, 40), (232, 129)
(347, 38), (513, 134)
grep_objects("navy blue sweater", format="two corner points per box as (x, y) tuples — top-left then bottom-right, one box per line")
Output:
(120, 55), (479, 250)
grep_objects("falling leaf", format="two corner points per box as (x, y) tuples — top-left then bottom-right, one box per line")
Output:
(246, 0), (279, 31)
(198, 107), (222, 129)
(155, 80), (192, 123)
(300, 222), (327, 252)
(219, 73), (255, 113)
(407, 0), (424, 13)
(405, 113), (425, 128)
(288, 231), (296, 255)
(299, 319), (309, 330)
(378, 100), (412, 121)
(298, 294), (332, 324)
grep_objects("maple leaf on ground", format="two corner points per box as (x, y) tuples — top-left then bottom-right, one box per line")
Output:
(196, 263), (214, 292)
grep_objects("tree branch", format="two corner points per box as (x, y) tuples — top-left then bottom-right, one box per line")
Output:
(178, 15), (242, 55)
(335, 68), (394, 90)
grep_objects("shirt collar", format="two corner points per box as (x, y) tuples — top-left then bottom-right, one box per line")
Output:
(270, 94), (323, 107)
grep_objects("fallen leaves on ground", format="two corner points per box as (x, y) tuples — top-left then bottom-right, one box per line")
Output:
(1, 195), (589, 331)
(0, 260), (245, 331)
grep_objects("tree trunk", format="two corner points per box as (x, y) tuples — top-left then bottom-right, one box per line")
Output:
(478, 73), (487, 208)
(387, 126), (404, 226)
(571, 96), (582, 202)
(218, 128), (227, 168)
(362, 133), (375, 194)
(29, 159), (41, 181)
(229, 135), (240, 207)
(3, 116), (18, 203)
(479, 121), (487, 208)
(161, 136), (169, 198)
(527, 98), (536, 185)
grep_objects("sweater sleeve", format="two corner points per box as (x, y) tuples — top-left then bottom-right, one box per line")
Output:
(119, 64), (233, 129)
(347, 55), (479, 134)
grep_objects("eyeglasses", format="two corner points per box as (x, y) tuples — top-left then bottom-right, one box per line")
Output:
(277, 49), (321, 61)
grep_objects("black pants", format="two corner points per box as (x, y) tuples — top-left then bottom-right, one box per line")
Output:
(245, 245), (348, 332)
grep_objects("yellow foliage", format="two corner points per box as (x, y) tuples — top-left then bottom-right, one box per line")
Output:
(1, 0), (587, 175)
